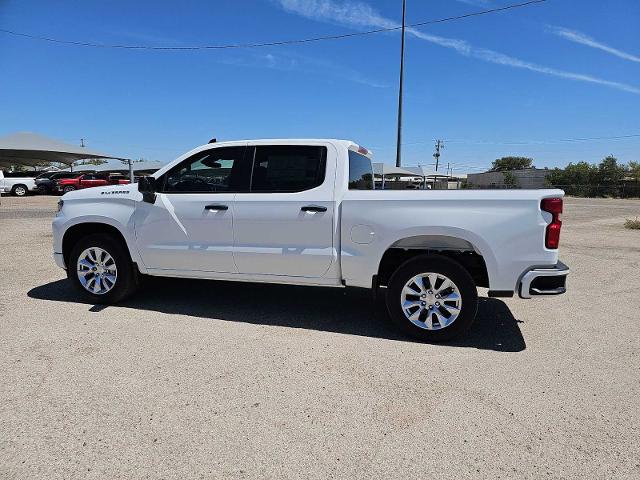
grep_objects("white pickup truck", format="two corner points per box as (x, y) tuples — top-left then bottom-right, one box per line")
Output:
(52, 139), (568, 341)
(0, 170), (38, 196)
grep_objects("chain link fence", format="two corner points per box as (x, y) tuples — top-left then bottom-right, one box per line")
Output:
(549, 183), (640, 198)
(466, 182), (640, 198)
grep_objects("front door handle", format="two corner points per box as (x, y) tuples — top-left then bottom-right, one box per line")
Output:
(205, 204), (229, 211)
(301, 205), (327, 213)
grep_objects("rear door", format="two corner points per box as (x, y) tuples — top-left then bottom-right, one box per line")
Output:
(232, 144), (336, 277)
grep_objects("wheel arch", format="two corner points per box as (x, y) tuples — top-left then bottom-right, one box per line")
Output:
(61, 220), (141, 270)
(376, 234), (494, 288)
(11, 183), (28, 195)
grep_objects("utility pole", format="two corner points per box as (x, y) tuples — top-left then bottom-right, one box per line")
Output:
(395, 0), (407, 168)
(433, 139), (444, 171)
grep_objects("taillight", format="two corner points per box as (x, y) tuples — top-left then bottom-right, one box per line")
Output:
(541, 198), (562, 249)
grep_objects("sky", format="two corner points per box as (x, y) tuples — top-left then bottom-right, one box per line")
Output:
(1, 0), (639, 173)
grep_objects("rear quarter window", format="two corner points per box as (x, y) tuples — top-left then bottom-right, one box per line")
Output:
(348, 150), (374, 190)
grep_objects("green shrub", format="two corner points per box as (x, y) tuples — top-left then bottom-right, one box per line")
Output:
(624, 218), (640, 230)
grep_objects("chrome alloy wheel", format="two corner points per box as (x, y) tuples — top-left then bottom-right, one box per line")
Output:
(14, 186), (27, 196)
(77, 247), (118, 295)
(400, 272), (462, 330)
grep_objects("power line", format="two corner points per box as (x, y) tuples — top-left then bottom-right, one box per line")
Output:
(0, 0), (547, 51)
(392, 133), (640, 148)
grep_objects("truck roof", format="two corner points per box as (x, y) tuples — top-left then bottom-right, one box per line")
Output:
(196, 139), (372, 156)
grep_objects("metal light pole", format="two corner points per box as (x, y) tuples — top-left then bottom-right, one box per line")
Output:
(395, 0), (407, 168)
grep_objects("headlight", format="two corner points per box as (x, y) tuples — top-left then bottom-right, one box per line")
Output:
(57, 200), (64, 212)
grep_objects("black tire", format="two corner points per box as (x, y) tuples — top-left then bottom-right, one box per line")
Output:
(62, 185), (76, 194)
(12, 184), (28, 197)
(67, 233), (139, 304)
(386, 254), (478, 342)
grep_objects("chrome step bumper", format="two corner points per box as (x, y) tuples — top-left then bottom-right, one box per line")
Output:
(519, 261), (569, 299)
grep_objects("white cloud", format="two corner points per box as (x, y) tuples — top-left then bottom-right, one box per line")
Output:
(277, 0), (396, 28)
(549, 26), (640, 63)
(473, 49), (640, 94)
(274, 0), (640, 95)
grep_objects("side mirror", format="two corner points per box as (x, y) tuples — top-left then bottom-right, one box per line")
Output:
(138, 176), (157, 203)
(201, 158), (222, 169)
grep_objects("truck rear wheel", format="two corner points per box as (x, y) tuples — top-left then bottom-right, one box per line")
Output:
(386, 254), (478, 342)
(67, 234), (138, 304)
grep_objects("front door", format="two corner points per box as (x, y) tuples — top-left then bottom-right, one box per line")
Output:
(232, 144), (336, 278)
(134, 145), (250, 273)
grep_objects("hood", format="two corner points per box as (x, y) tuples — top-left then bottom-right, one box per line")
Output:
(62, 183), (137, 200)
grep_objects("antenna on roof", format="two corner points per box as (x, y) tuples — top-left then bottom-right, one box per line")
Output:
(208, 137), (217, 144)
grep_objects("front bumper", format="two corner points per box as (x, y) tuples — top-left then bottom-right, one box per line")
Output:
(53, 252), (66, 269)
(518, 261), (569, 299)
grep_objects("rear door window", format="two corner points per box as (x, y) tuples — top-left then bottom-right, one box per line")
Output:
(250, 145), (327, 193)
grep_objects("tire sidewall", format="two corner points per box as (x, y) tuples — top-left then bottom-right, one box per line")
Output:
(386, 255), (478, 342)
(13, 185), (27, 196)
(67, 234), (136, 304)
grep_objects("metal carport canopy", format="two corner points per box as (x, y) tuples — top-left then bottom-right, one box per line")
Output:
(372, 163), (418, 177)
(0, 132), (125, 169)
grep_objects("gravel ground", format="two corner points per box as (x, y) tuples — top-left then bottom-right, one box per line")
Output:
(1, 195), (639, 479)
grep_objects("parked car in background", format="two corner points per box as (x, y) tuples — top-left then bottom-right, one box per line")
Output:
(52, 139), (569, 342)
(0, 170), (38, 196)
(55, 172), (130, 194)
(36, 172), (85, 194)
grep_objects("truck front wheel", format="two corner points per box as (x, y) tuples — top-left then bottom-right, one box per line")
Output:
(12, 184), (28, 197)
(386, 254), (478, 342)
(67, 234), (139, 304)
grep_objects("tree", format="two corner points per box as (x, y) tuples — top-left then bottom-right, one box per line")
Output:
(545, 167), (564, 186)
(81, 158), (108, 166)
(503, 171), (519, 187)
(490, 156), (534, 171)
(545, 161), (599, 197)
(561, 162), (598, 185)
(626, 161), (640, 181)
(597, 156), (624, 185)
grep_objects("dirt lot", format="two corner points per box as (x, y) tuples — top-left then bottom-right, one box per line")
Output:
(1, 195), (639, 479)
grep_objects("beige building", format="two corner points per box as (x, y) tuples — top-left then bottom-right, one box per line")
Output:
(467, 168), (549, 189)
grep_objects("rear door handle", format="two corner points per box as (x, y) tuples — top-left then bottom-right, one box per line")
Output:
(301, 205), (327, 213)
(205, 204), (229, 211)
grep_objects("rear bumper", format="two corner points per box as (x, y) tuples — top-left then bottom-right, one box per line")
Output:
(518, 261), (569, 299)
